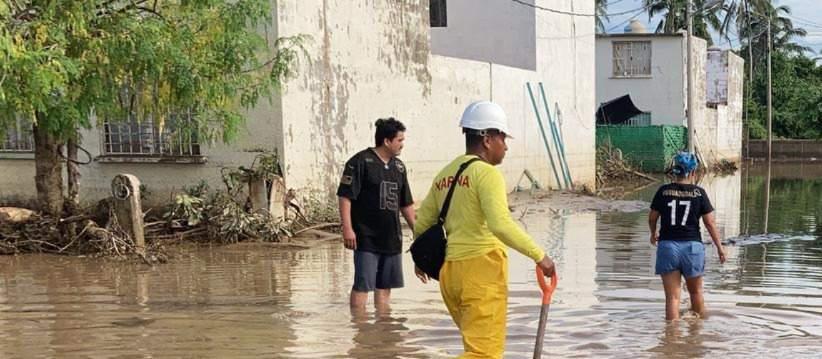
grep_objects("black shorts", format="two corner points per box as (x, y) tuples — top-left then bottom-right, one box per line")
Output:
(352, 250), (404, 292)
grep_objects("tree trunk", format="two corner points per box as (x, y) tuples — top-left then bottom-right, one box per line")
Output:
(66, 135), (81, 237)
(33, 118), (65, 217)
(67, 135), (81, 214)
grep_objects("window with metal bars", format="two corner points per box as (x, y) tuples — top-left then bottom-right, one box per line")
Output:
(626, 112), (652, 126)
(0, 116), (34, 153)
(101, 112), (201, 157)
(612, 41), (652, 77)
(430, 0), (447, 27)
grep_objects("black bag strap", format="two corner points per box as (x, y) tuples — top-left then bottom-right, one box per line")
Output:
(437, 158), (481, 224)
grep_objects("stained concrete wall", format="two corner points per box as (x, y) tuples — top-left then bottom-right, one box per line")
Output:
(717, 52), (744, 161)
(0, 93), (284, 207)
(690, 36), (711, 155)
(276, 0), (596, 198)
(1, 0), (597, 206)
(744, 140), (822, 159)
(0, 159), (37, 206)
(699, 50), (743, 164)
(707, 49), (729, 104)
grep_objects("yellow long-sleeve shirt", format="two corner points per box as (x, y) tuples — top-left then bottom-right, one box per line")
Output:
(413, 155), (546, 262)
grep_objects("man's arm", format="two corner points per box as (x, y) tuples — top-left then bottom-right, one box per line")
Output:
(339, 197), (356, 250)
(477, 168), (553, 276)
(412, 189), (437, 239)
(648, 209), (660, 246)
(400, 205), (416, 232)
(702, 212), (726, 264)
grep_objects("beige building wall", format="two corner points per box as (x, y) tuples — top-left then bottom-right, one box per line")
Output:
(716, 52), (744, 162)
(1, 0), (597, 206)
(595, 34), (688, 126)
(276, 0), (596, 199)
(596, 33), (743, 166)
(700, 50), (744, 164)
(0, 102), (283, 207)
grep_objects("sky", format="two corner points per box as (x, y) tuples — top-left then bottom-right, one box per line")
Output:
(600, 0), (822, 57)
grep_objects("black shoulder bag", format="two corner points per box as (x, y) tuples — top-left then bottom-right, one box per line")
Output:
(410, 158), (480, 281)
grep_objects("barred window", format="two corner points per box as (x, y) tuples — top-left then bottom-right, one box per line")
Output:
(612, 41), (652, 77)
(430, 0), (447, 27)
(1, 116), (34, 152)
(626, 112), (652, 126)
(101, 112), (201, 157)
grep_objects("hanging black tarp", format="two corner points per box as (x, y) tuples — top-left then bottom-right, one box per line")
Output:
(596, 95), (645, 125)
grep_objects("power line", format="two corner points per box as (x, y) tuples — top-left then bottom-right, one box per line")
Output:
(510, 0), (596, 17)
(605, 0), (630, 6)
(510, 0), (651, 18)
(787, 14), (822, 29)
(606, 7), (649, 33)
(788, 18), (822, 31)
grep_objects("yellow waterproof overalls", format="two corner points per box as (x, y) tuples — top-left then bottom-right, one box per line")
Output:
(414, 155), (546, 358)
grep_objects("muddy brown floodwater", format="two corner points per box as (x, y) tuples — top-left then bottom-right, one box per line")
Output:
(1, 162), (820, 358)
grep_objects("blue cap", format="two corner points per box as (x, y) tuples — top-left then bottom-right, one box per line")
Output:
(672, 151), (698, 176)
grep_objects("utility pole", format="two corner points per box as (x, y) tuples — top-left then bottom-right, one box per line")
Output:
(764, 14), (773, 234)
(686, 0), (695, 153)
(766, 16), (773, 164)
(745, 0), (753, 160)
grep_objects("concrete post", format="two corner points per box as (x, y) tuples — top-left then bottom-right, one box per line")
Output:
(268, 176), (286, 219)
(248, 177), (269, 213)
(111, 174), (145, 255)
(248, 175), (287, 220)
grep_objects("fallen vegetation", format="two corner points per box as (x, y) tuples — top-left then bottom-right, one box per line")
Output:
(595, 144), (658, 199)
(0, 152), (339, 261)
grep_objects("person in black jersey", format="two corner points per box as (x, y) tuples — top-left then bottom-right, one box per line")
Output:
(649, 152), (726, 320)
(337, 118), (415, 311)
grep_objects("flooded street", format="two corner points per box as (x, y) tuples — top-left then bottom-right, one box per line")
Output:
(1, 162), (820, 358)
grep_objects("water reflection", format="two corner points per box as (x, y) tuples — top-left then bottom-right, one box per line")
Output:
(0, 163), (820, 357)
(741, 161), (822, 236)
(700, 170), (742, 239)
(348, 310), (421, 359)
(647, 318), (709, 359)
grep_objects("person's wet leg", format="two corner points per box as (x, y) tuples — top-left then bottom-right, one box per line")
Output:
(375, 289), (391, 312)
(661, 271), (682, 320)
(350, 291), (368, 308)
(374, 253), (402, 312)
(685, 276), (705, 318)
(352, 251), (377, 309)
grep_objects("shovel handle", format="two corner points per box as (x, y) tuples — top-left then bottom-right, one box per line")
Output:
(536, 265), (558, 305)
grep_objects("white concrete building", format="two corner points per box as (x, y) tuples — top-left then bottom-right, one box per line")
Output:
(1, 0), (596, 206)
(595, 20), (743, 163)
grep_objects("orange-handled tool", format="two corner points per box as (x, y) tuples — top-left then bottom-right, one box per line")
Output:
(533, 266), (558, 359)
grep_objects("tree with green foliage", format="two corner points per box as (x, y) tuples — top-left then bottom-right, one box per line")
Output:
(642, 0), (723, 44)
(736, 4), (811, 64)
(0, 0), (304, 216)
(596, 0), (609, 33)
(715, 1), (819, 140)
(745, 52), (822, 139)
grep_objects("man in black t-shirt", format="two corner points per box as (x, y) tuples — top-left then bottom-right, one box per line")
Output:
(337, 118), (415, 311)
(648, 152), (726, 321)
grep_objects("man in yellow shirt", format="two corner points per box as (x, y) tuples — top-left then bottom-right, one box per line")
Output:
(413, 101), (556, 358)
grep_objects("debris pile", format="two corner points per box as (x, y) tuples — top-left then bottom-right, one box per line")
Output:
(0, 152), (339, 259)
(596, 144), (657, 198)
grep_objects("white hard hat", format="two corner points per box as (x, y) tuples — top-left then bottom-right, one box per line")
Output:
(459, 101), (512, 138)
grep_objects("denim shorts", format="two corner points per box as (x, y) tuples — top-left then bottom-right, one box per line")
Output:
(352, 250), (404, 292)
(655, 240), (705, 278)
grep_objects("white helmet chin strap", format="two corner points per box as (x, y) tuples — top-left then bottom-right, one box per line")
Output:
(463, 128), (498, 137)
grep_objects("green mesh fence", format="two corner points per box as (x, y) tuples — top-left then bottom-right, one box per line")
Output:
(596, 125), (687, 172)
